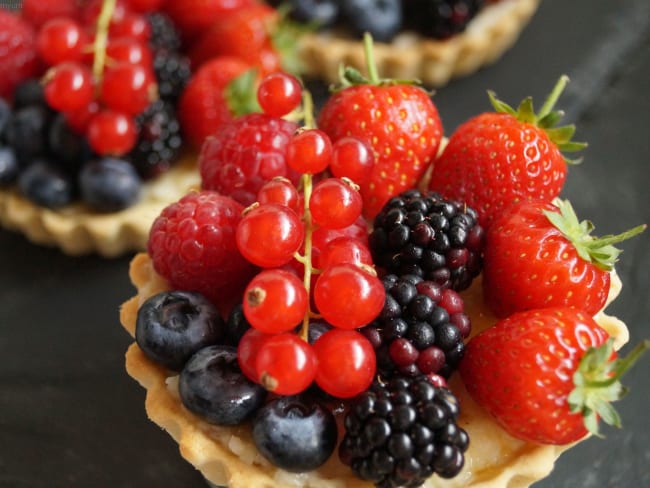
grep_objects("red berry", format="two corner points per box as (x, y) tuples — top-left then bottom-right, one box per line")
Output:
(148, 191), (258, 314)
(100, 62), (156, 116)
(257, 72), (302, 117)
(199, 112), (300, 206)
(313, 329), (376, 398)
(163, 0), (255, 40)
(105, 38), (153, 67)
(257, 177), (301, 214)
(255, 333), (317, 395)
(124, 0), (164, 13)
(110, 12), (151, 42)
(86, 110), (137, 156)
(317, 236), (372, 269)
(237, 328), (269, 382)
(0, 10), (39, 99)
(329, 136), (375, 185)
(244, 269), (308, 334)
(309, 178), (363, 230)
(81, 0), (129, 25)
(21, 0), (79, 28)
(286, 129), (332, 175)
(237, 203), (305, 268)
(314, 264), (385, 329)
(37, 17), (87, 66)
(65, 101), (100, 135)
(44, 62), (95, 113)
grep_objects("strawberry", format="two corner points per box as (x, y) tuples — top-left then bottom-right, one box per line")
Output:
(163, 0), (255, 42)
(429, 76), (586, 228)
(317, 34), (443, 219)
(459, 307), (649, 445)
(483, 199), (646, 319)
(0, 9), (40, 100)
(178, 56), (260, 149)
(188, 3), (282, 76)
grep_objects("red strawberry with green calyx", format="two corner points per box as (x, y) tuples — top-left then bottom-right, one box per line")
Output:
(317, 33), (443, 220)
(483, 198), (646, 318)
(429, 75), (586, 228)
(459, 307), (649, 445)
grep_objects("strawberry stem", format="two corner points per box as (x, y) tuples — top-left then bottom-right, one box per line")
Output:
(92, 0), (116, 81)
(363, 33), (381, 85)
(537, 75), (569, 121)
(586, 339), (650, 388)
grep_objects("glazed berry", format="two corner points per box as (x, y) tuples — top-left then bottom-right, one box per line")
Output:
(44, 62), (95, 113)
(78, 157), (142, 212)
(18, 160), (75, 208)
(36, 17), (87, 66)
(255, 333), (317, 395)
(0, 147), (19, 185)
(148, 191), (258, 312)
(340, 0), (402, 43)
(252, 395), (338, 472)
(129, 100), (182, 179)
(339, 376), (468, 485)
(199, 112), (300, 206)
(86, 109), (138, 157)
(224, 303), (252, 346)
(179, 345), (267, 426)
(363, 274), (470, 379)
(369, 189), (484, 291)
(135, 290), (225, 372)
(257, 72), (302, 117)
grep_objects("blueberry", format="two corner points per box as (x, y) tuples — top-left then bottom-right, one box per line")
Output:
(340, 0), (402, 43)
(224, 303), (251, 346)
(136, 290), (225, 372)
(252, 395), (338, 472)
(78, 157), (142, 212)
(179, 345), (267, 426)
(18, 160), (75, 208)
(0, 147), (19, 185)
(12, 79), (47, 110)
(0, 98), (11, 141)
(5, 105), (50, 164)
(286, 0), (340, 27)
(48, 114), (91, 176)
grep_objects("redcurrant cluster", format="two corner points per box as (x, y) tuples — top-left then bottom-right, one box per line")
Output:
(233, 73), (385, 399)
(38, 0), (159, 156)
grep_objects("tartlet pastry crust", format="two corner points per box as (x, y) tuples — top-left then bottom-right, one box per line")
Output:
(0, 157), (199, 257)
(120, 252), (628, 488)
(297, 0), (541, 87)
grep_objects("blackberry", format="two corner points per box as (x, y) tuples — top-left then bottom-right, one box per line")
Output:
(129, 100), (182, 179)
(362, 273), (470, 379)
(406, 0), (485, 40)
(152, 49), (191, 103)
(146, 12), (182, 52)
(340, 375), (468, 486)
(369, 189), (484, 291)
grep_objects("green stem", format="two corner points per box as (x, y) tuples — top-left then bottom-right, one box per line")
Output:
(92, 0), (116, 80)
(299, 173), (314, 342)
(586, 339), (650, 388)
(538, 75), (569, 121)
(363, 33), (381, 85)
(587, 224), (647, 249)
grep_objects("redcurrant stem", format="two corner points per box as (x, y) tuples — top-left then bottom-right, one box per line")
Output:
(92, 0), (116, 81)
(298, 172), (315, 342)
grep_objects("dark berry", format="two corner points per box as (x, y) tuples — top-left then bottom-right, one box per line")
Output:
(78, 157), (142, 212)
(407, 0), (485, 39)
(146, 12), (182, 52)
(152, 50), (191, 103)
(0, 98), (11, 140)
(135, 290), (225, 372)
(12, 79), (47, 110)
(48, 113), (91, 176)
(252, 395), (338, 472)
(370, 189), (484, 291)
(18, 160), (74, 208)
(0, 147), (19, 185)
(276, 0), (340, 28)
(179, 345), (267, 426)
(129, 100), (183, 179)
(224, 303), (251, 346)
(340, 0), (402, 43)
(340, 376), (468, 486)
(5, 105), (50, 164)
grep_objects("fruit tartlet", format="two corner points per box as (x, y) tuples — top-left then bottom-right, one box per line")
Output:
(120, 67), (647, 488)
(280, 0), (542, 86)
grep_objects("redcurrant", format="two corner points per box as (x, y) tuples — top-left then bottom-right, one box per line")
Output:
(309, 177), (363, 229)
(257, 72), (302, 117)
(86, 109), (137, 156)
(314, 264), (385, 329)
(313, 329), (376, 398)
(244, 269), (308, 334)
(255, 333), (317, 395)
(237, 328), (270, 382)
(100, 62), (156, 116)
(44, 62), (95, 113)
(330, 136), (374, 185)
(286, 129), (332, 175)
(317, 236), (372, 270)
(256, 177), (301, 214)
(106, 38), (153, 67)
(237, 203), (305, 268)
(37, 17), (87, 66)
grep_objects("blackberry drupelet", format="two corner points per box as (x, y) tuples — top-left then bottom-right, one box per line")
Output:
(369, 189), (484, 291)
(146, 12), (182, 52)
(129, 99), (183, 179)
(362, 273), (470, 379)
(152, 50), (191, 103)
(339, 375), (469, 487)
(405, 0), (485, 39)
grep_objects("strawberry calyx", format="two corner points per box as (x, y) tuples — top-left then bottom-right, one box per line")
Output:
(269, 6), (309, 76)
(543, 199), (647, 271)
(225, 68), (262, 116)
(569, 338), (649, 437)
(487, 75), (587, 164)
(335, 33), (423, 90)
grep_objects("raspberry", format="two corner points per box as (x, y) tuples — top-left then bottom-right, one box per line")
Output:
(369, 189), (485, 291)
(339, 375), (469, 485)
(0, 9), (40, 100)
(148, 191), (258, 313)
(198, 112), (301, 207)
(363, 273), (470, 379)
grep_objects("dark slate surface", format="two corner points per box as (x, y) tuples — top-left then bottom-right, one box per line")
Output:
(1, 0), (649, 486)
